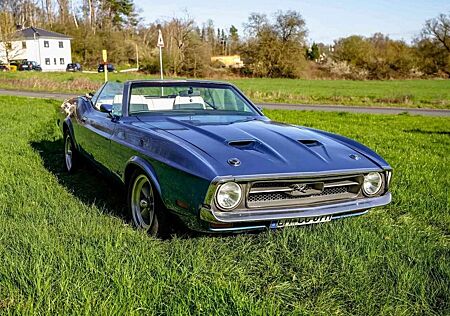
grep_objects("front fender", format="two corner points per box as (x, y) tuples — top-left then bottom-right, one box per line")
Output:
(305, 127), (391, 170)
(123, 156), (162, 196)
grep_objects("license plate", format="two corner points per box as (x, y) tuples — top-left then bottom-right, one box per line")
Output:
(270, 215), (332, 229)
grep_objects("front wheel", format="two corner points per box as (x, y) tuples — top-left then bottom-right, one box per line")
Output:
(128, 171), (167, 237)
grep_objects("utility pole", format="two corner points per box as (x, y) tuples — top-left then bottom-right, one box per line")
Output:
(135, 43), (139, 69)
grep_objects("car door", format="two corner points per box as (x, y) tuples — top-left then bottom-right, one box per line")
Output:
(74, 82), (124, 170)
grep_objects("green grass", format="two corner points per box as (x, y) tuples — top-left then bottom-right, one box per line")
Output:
(1, 71), (449, 109)
(0, 96), (449, 315)
(232, 78), (450, 109)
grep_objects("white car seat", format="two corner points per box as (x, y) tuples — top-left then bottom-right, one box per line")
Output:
(173, 96), (206, 110)
(112, 94), (150, 112)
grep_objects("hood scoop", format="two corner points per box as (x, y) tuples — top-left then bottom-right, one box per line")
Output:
(299, 139), (321, 147)
(298, 139), (330, 162)
(228, 139), (257, 149)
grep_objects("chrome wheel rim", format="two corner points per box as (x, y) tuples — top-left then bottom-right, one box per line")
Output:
(131, 175), (155, 229)
(64, 135), (73, 171)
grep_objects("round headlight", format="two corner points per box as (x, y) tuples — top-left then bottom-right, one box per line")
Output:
(216, 182), (242, 210)
(363, 172), (383, 196)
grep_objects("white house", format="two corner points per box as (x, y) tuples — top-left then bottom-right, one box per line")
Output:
(0, 26), (72, 71)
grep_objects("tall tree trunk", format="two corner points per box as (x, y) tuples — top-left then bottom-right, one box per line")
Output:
(70, 0), (78, 28)
(45, 0), (52, 26)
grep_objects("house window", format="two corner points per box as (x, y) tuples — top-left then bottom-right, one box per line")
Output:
(6, 42), (12, 50)
(59, 41), (63, 48)
(60, 58), (65, 65)
(22, 41), (26, 49)
(45, 58), (50, 65)
(44, 41), (49, 48)
(54, 58), (57, 65)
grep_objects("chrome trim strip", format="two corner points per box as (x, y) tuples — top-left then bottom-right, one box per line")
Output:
(208, 225), (267, 232)
(250, 187), (295, 194)
(200, 193), (391, 223)
(207, 210), (370, 232)
(323, 181), (359, 188)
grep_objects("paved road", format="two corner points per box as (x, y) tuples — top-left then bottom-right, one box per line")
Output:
(1, 88), (449, 117)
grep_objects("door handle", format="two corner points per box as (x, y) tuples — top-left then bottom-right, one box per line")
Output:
(81, 116), (87, 123)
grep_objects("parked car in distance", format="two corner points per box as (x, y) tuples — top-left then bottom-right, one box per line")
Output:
(0, 64), (9, 71)
(98, 63), (115, 73)
(59, 80), (392, 236)
(19, 61), (42, 71)
(66, 63), (82, 72)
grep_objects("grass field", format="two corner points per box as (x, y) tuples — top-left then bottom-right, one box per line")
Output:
(0, 96), (449, 315)
(1, 71), (449, 109)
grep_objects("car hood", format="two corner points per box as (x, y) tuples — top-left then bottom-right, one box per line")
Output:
(136, 115), (383, 177)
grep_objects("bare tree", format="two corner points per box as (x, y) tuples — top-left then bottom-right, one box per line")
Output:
(244, 13), (268, 37)
(273, 10), (307, 43)
(423, 13), (450, 52)
(164, 15), (194, 76)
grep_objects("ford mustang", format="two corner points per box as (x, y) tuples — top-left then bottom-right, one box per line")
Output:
(59, 80), (392, 235)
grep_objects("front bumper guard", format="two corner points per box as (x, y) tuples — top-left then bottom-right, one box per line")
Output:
(200, 193), (391, 224)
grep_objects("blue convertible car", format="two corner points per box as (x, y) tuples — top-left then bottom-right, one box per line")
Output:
(59, 80), (392, 235)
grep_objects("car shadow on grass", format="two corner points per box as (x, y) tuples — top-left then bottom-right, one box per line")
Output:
(31, 138), (128, 218)
(31, 138), (198, 239)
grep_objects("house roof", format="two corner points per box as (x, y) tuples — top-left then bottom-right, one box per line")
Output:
(17, 27), (71, 40)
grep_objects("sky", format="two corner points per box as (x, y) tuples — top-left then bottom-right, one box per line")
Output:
(133, 0), (449, 44)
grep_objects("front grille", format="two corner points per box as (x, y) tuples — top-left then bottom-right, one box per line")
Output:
(248, 186), (348, 203)
(246, 176), (362, 208)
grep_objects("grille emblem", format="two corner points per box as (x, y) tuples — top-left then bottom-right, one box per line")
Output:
(291, 183), (308, 193)
(286, 183), (324, 196)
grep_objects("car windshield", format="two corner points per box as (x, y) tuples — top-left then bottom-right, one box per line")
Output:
(128, 82), (258, 116)
(93, 81), (124, 111)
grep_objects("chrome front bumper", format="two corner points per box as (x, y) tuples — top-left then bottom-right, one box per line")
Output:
(200, 193), (391, 224)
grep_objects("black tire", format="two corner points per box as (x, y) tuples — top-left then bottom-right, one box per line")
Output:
(64, 131), (78, 173)
(127, 170), (168, 237)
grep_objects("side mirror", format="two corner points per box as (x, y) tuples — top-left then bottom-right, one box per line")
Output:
(100, 103), (112, 114)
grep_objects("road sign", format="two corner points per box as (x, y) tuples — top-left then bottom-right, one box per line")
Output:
(102, 50), (108, 82)
(157, 29), (164, 48)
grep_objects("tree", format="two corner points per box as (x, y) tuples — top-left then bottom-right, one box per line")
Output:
(242, 10), (308, 78)
(332, 33), (417, 79)
(417, 12), (450, 77)
(244, 13), (268, 37)
(273, 10), (307, 43)
(228, 25), (239, 55)
(333, 35), (372, 69)
(307, 42), (320, 61)
(0, 12), (23, 66)
(423, 13), (450, 52)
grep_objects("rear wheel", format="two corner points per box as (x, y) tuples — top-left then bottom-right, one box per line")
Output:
(128, 171), (167, 237)
(64, 132), (77, 173)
